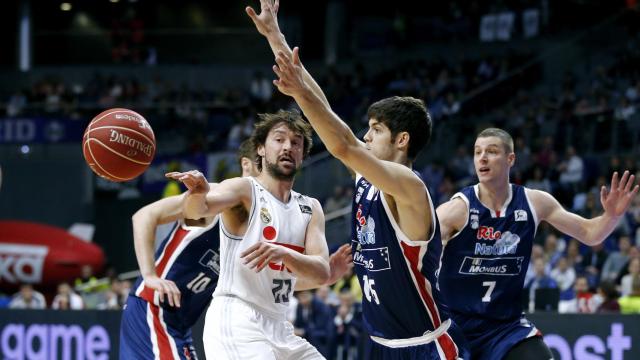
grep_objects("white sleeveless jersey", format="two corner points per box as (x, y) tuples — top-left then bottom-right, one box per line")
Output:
(213, 177), (313, 318)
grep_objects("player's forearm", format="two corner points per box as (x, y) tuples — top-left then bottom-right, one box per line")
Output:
(582, 213), (621, 246)
(266, 33), (330, 107)
(284, 252), (330, 286)
(294, 89), (358, 159)
(294, 262), (342, 290)
(132, 211), (158, 278)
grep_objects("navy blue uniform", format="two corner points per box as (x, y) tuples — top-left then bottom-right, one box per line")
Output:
(439, 184), (542, 360)
(120, 219), (220, 360)
(351, 174), (468, 360)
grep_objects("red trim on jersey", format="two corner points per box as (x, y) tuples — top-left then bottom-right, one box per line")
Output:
(149, 304), (174, 360)
(399, 242), (441, 327)
(437, 333), (459, 360)
(139, 227), (190, 303)
(495, 210), (501, 217)
(273, 242), (305, 253)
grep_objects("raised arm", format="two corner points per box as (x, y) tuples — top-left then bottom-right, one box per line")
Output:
(132, 194), (211, 307)
(532, 171), (638, 246)
(165, 171), (252, 220)
(241, 198), (331, 285)
(272, 48), (426, 206)
(246, 0), (330, 107)
(436, 197), (469, 245)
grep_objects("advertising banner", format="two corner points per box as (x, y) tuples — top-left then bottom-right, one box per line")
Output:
(0, 311), (638, 359)
(0, 118), (85, 144)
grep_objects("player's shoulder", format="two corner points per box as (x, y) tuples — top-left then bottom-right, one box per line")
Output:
(293, 191), (321, 210)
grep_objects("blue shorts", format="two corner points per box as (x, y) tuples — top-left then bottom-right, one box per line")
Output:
(120, 295), (198, 360)
(364, 320), (470, 360)
(452, 313), (541, 360)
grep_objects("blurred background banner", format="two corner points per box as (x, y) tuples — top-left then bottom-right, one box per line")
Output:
(0, 311), (637, 360)
(0, 117), (85, 144)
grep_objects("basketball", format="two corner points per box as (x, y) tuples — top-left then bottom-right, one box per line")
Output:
(82, 108), (156, 182)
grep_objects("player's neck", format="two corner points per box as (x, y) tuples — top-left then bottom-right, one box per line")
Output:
(256, 173), (294, 203)
(478, 180), (510, 211)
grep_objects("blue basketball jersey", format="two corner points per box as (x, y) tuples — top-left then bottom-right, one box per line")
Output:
(131, 218), (221, 331)
(439, 184), (538, 320)
(351, 173), (459, 357)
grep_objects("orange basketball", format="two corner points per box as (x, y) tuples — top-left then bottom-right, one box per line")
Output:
(82, 108), (156, 182)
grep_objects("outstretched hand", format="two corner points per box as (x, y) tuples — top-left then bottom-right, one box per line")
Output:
(272, 47), (309, 97)
(246, 0), (280, 37)
(601, 170), (639, 218)
(165, 170), (210, 195)
(328, 244), (353, 285)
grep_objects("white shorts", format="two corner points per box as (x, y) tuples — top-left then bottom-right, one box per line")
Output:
(203, 295), (325, 360)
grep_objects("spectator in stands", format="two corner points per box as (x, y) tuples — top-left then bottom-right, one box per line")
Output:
(293, 290), (335, 358)
(621, 258), (640, 296)
(449, 145), (474, 187)
(526, 257), (557, 310)
(581, 242), (609, 286)
(324, 185), (350, 214)
(619, 275), (640, 314)
(525, 166), (552, 193)
(52, 282), (84, 310)
(602, 235), (632, 282)
(550, 256), (576, 301)
(250, 71), (273, 103)
(558, 146), (584, 192)
(9, 284), (46, 309)
(6, 90), (27, 117)
(315, 284), (340, 308)
(543, 233), (564, 269)
(332, 267), (362, 303)
(595, 281), (620, 313)
(569, 275), (597, 313)
(333, 290), (362, 360)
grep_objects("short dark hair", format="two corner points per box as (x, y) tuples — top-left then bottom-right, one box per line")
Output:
(251, 110), (313, 171)
(237, 139), (255, 168)
(477, 128), (514, 153)
(367, 96), (432, 160)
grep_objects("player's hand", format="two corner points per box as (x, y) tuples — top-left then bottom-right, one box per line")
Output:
(143, 275), (181, 308)
(328, 244), (353, 285)
(246, 0), (280, 37)
(273, 47), (309, 97)
(165, 170), (210, 195)
(601, 170), (639, 218)
(241, 241), (291, 272)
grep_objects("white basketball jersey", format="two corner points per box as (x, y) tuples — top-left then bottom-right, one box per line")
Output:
(213, 177), (313, 318)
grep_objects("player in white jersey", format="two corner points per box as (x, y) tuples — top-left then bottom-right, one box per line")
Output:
(121, 140), (260, 360)
(167, 110), (333, 360)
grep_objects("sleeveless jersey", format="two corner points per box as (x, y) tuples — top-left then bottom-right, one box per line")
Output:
(213, 177), (313, 318)
(351, 173), (452, 339)
(132, 218), (221, 330)
(439, 184), (538, 320)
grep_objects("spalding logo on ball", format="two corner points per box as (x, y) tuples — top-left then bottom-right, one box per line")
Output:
(82, 108), (156, 182)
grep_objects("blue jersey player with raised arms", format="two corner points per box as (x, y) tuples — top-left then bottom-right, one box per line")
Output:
(437, 128), (638, 360)
(250, 2), (469, 358)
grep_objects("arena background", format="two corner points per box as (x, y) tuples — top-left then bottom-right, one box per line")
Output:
(1, 0), (640, 359)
